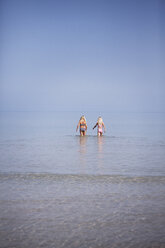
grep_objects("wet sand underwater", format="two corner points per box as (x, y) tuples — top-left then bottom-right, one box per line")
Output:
(0, 173), (165, 248)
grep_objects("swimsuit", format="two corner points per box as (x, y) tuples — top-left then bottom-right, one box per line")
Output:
(80, 123), (86, 132)
(98, 124), (103, 133)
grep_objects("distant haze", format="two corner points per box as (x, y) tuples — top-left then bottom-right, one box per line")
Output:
(0, 0), (165, 112)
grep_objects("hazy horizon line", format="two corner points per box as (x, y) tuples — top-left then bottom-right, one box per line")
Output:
(0, 110), (165, 114)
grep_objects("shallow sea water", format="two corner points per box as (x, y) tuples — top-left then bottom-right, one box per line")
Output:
(0, 111), (165, 248)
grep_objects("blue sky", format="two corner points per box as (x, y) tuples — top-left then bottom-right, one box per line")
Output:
(0, 0), (164, 112)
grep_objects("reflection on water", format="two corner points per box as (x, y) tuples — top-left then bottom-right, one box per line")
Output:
(78, 136), (87, 173)
(0, 111), (165, 248)
(79, 136), (87, 155)
(97, 136), (104, 157)
(77, 136), (106, 174)
(97, 136), (105, 172)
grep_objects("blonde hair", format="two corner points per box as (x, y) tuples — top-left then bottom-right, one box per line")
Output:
(80, 115), (86, 122)
(98, 117), (103, 124)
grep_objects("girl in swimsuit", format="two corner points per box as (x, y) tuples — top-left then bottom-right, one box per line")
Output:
(76, 115), (87, 136)
(93, 117), (106, 136)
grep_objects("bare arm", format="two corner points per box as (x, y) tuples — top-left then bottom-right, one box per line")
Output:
(102, 122), (106, 132)
(76, 121), (80, 132)
(93, 122), (98, 129)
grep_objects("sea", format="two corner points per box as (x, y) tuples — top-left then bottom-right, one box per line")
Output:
(0, 111), (165, 248)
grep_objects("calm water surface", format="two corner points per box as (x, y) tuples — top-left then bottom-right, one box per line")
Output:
(0, 111), (165, 248)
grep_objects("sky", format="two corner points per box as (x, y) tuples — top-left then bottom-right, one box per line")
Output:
(0, 0), (165, 112)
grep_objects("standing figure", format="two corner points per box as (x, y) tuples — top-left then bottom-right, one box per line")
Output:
(93, 117), (106, 136)
(76, 115), (87, 136)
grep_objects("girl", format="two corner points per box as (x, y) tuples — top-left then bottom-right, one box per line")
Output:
(76, 115), (87, 136)
(93, 117), (106, 136)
